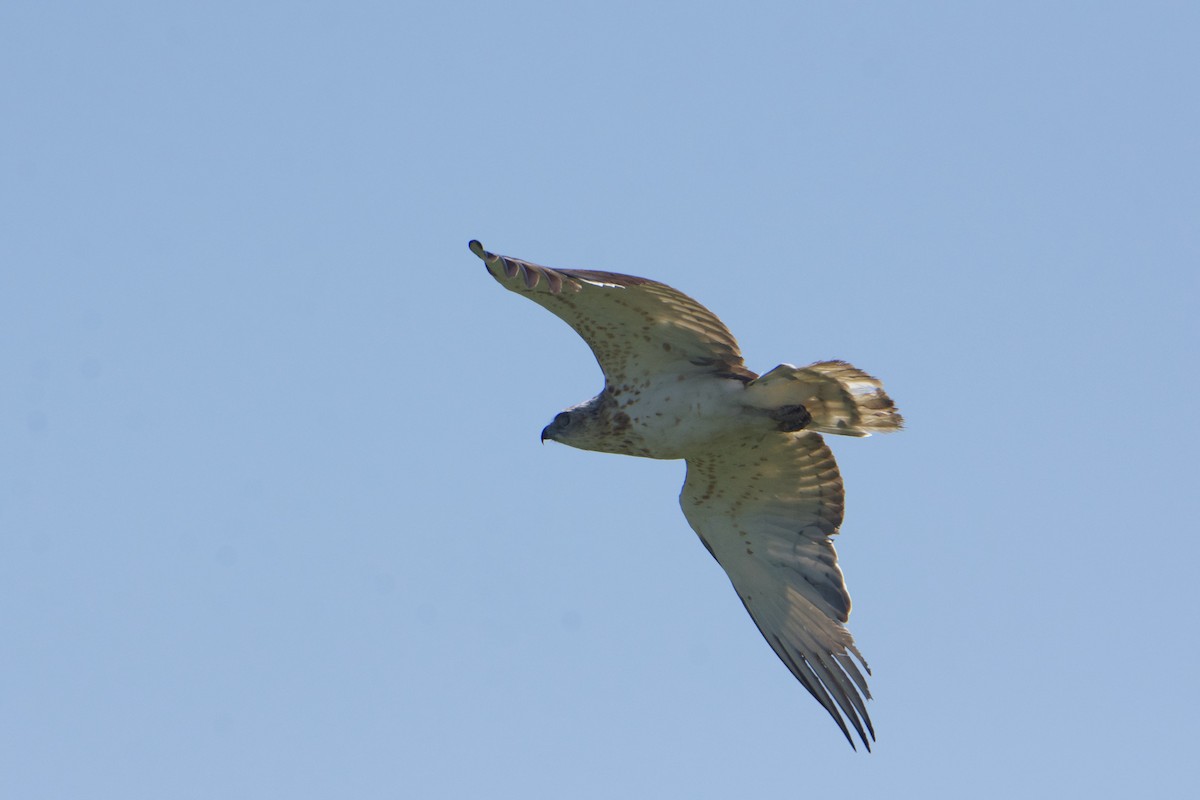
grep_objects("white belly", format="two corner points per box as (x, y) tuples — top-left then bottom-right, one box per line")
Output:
(615, 376), (752, 459)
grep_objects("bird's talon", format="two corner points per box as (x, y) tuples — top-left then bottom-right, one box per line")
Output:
(771, 404), (812, 432)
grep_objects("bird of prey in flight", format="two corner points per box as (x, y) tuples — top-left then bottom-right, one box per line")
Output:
(470, 240), (902, 750)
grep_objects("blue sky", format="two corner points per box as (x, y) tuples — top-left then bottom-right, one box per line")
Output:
(2, 1), (1197, 797)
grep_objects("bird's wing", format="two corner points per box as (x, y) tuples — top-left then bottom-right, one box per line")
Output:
(470, 240), (755, 386)
(680, 430), (874, 750)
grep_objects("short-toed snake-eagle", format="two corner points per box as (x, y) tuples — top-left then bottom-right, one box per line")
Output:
(471, 240), (902, 750)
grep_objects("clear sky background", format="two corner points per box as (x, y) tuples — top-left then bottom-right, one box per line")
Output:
(2, 2), (1197, 798)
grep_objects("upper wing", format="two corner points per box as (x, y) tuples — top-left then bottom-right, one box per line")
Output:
(470, 240), (755, 386)
(680, 430), (874, 750)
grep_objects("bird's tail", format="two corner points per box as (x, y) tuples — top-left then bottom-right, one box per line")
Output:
(745, 361), (903, 437)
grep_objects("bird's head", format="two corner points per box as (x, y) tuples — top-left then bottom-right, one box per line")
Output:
(540, 410), (573, 444)
(540, 396), (611, 452)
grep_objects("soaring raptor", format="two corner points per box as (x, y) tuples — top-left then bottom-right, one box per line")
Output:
(471, 240), (902, 750)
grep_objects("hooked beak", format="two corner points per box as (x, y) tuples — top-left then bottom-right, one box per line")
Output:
(540, 425), (553, 444)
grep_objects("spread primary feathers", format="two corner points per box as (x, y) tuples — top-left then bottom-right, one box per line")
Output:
(471, 240), (902, 750)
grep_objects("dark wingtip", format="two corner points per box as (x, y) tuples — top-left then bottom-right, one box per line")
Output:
(841, 725), (873, 753)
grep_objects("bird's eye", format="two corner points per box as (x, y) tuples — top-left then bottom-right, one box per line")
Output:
(554, 412), (572, 427)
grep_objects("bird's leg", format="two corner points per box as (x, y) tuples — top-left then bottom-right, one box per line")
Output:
(768, 404), (812, 432)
